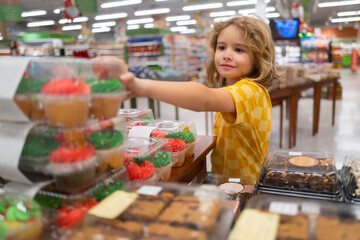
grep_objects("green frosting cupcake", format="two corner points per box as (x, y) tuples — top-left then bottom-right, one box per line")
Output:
(149, 150), (171, 167)
(0, 194), (41, 223)
(21, 137), (58, 157)
(88, 129), (124, 150)
(16, 77), (47, 93)
(34, 194), (63, 210)
(92, 180), (125, 201)
(0, 221), (7, 239)
(86, 78), (123, 93)
(165, 131), (195, 143)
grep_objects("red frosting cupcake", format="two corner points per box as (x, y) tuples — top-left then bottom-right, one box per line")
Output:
(41, 78), (91, 128)
(126, 159), (155, 181)
(166, 138), (186, 167)
(49, 142), (96, 193)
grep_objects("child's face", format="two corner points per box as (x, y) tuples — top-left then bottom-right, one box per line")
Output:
(214, 24), (254, 85)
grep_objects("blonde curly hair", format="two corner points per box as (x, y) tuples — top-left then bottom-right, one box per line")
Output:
(205, 16), (279, 88)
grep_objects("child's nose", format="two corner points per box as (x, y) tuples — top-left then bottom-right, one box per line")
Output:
(223, 49), (232, 60)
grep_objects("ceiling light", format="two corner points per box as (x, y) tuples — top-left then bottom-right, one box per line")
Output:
(266, 7), (275, 12)
(170, 26), (188, 32)
(238, 8), (257, 15)
(92, 27), (111, 33)
(27, 20), (55, 27)
(213, 17), (231, 22)
(95, 13), (127, 20)
(59, 19), (71, 24)
(101, 0), (142, 8)
(93, 21), (116, 28)
(176, 19), (197, 26)
(59, 17), (88, 24)
(210, 11), (236, 17)
(21, 10), (46, 17)
(53, 8), (61, 14)
(166, 15), (191, 22)
(127, 18), (153, 25)
(180, 29), (196, 34)
(144, 23), (154, 28)
(318, 0), (360, 7)
(266, 12), (280, 18)
(331, 16), (360, 23)
(62, 25), (82, 31)
(337, 11), (360, 17)
(135, 8), (170, 16)
(227, 1), (257, 7)
(183, 3), (223, 11)
(127, 25), (140, 30)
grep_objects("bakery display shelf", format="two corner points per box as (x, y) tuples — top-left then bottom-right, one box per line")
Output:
(256, 150), (344, 201)
(228, 194), (360, 240)
(69, 181), (234, 240)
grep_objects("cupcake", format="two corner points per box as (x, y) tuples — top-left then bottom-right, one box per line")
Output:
(55, 198), (97, 230)
(14, 77), (46, 121)
(92, 180), (125, 201)
(41, 78), (91, 128)
(49, 142), (96, 193)
(88, 128), (125, 174)
(148, 150), (172, 181)
(87, 78), (124, 119)
(126, 156), (155, 181)
(0, 193), (43, 240)
(166, 138), (186, 167)
(165, 131), (196, 157)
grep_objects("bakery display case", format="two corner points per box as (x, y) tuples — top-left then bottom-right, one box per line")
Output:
(256, 150), (343, 201)
(229, 194), (360, 240)
(69, 181), (234, 240)
(126, 119), (197, 167)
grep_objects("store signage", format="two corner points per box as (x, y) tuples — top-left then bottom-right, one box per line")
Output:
(75, 0), (97, 14)
(0, 0), (23, 22)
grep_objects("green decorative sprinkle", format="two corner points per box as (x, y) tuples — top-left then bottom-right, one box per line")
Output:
(149, 150), (171, 167)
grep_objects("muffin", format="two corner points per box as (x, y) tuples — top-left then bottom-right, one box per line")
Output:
(165, 131), (196, 157)
(148, 150), (172, 181)
(14, 77), (46, 121)
(0, 193), (43, 240)
(86, 78), (124, 119)
(48, 142), (96, 193)
(88, 128), (125, 174)
(126, 156), (156, 181)
(41, 78), (91, 128)
(166, 138), (186, 167)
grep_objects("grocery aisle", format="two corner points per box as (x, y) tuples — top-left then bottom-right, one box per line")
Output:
(123, 68), (360, 169)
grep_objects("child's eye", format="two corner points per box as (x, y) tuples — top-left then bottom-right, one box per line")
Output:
(217, 45), (225, 50)
(235, 48), (245, 53)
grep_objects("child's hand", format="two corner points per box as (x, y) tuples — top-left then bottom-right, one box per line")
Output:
(92, 56), (127, 80)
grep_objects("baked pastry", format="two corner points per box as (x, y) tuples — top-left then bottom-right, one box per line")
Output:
(41, 78), (91, 128)
(165, 131), (196, 157)
(148, 223), (206, 240)
(86, 78), (124, 119)
(277, 214), (309, 240)
(148, 150), (172, 181)
(126, 156), (156, 181)
(166, 138), (186, 167)
(49, 142), (96, 193)
(315, 215), (360, 240)
(88, 128), (125, 174)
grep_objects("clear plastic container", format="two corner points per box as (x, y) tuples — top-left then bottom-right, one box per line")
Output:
(0, 192), (43, 240)
(118, 108), (154, 122)
(125, 138), (174, 182)
(229, 194), (360, 240)
(340, 153), (360, 203)
(126, 119), (197, 167)
(257, 150), (343, 201)
(70, 181), (234, 240)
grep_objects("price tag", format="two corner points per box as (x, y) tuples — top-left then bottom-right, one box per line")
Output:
(228, 178), (241, 183)
(128, 126), (157, 139)
(137, 185), (162, 196)
(289, 152), (302, 156)
(88, 191), (137, 219)
(301, 202), (320, 215)
(269, 201), (298, 216)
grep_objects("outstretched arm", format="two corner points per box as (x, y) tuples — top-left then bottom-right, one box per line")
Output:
(92, 56), (236, 113)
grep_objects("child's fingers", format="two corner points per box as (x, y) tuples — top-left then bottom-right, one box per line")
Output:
(92, 56), (127, 79)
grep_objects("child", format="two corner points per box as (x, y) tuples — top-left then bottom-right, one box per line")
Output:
(94, 16), (279, 183)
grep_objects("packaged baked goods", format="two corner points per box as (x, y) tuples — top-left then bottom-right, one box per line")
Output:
(73, 182), (233, 240)
(340, 154), (360, 203)
(126, 120), (197, 167)
(125, 138), (173, 182)
(0, 192), (43, 240)
(86, 78), (126, 119)
(257, 150), (343, 201)
(118, 108), (154, 122)
(229, 194), (360, 240)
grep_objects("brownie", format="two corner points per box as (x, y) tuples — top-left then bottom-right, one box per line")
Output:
(276, 215), (309, 240)
(158, 198), (220, 230)
(121, 199), (166, 221)
(315, 215), (360, 240)
(148, 223), (206, 240)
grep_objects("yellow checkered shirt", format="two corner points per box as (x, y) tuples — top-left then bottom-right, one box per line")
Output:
(211, 79), (272, 183)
